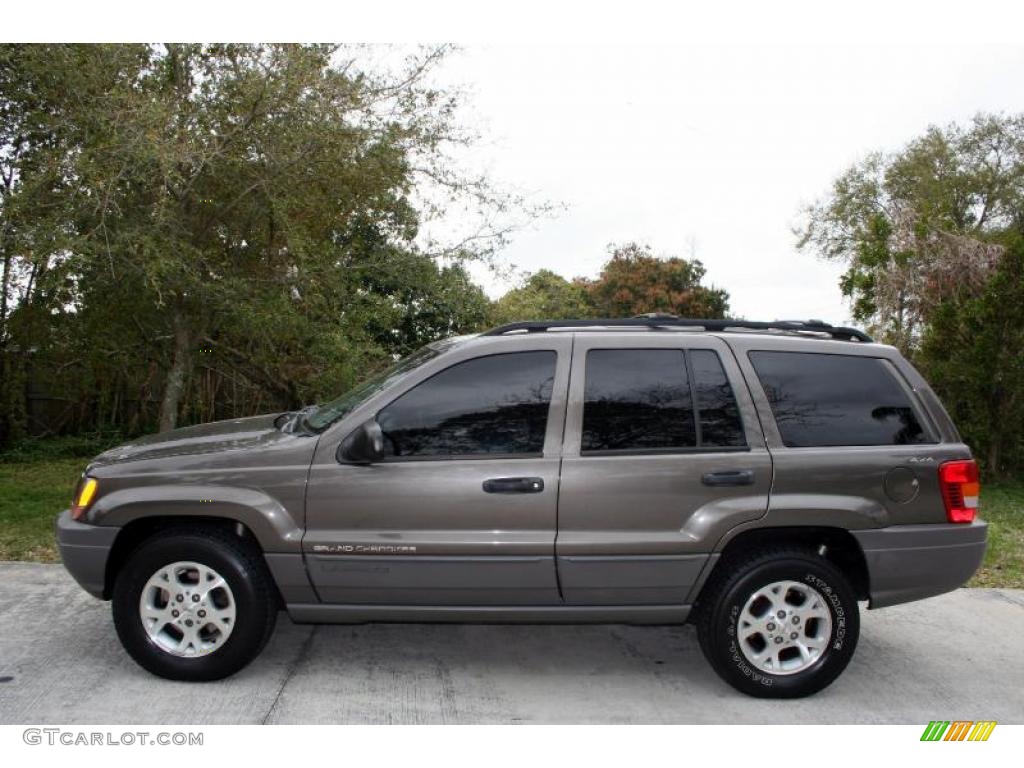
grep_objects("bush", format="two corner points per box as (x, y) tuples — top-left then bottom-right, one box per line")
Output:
(0, 433), (128, 464)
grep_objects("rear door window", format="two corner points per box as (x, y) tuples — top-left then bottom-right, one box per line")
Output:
(748, 351), (932, 447)
(582, 349), (696, 452)
(581, 348), (747, 453)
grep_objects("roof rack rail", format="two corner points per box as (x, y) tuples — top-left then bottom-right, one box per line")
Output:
(482, 316), (873, 343)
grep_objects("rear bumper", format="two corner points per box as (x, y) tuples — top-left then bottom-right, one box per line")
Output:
(55, 509), (120, 599)
(852, 520), (987, 608)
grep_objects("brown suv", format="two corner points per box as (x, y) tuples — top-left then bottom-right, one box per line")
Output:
(56, 317), (987, 697)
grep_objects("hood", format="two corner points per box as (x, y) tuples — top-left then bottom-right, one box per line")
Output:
(90, 413), (292, 467)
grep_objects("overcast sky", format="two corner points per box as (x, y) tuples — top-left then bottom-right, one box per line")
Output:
(431, 43), (1024, 324)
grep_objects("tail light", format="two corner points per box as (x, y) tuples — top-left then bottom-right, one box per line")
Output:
(938, 460), (979, 524)
(71, 477), (98, 521)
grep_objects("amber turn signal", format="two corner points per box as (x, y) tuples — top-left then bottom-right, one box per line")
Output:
(70, 477), (98, 521)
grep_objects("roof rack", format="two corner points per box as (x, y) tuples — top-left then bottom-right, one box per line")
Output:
(482, 315), (873, 343)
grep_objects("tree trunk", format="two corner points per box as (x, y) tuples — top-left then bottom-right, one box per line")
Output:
(158, 310), (191, 432)
(0, 352), (29, 445)
(986, 441), (1000, 478)
(0, 248), (11, 344)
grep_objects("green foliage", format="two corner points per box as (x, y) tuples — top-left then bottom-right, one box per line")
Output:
(0, 44), (513, 441)
(917, 234), (1024, 475)
(797, 114), (1024, 351)
(490, 269), (596, 324)
(0, 434), (125, 464)
(490, 244), (730, 325)
(1, 46), (733, 446)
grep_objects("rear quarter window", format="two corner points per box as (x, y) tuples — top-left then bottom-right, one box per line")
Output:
(690, 349), (745, 447)
(748, 351), (934, 447)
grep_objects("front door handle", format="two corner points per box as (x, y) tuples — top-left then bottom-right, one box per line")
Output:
(483, 477), (545, 494)
(701, 469), (755, 487)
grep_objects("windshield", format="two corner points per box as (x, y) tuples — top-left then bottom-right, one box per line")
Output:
(304, 341), (450, 431)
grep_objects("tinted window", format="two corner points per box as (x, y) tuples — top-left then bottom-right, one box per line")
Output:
(378, 351), (556, 458)
(749, 351), (931, 447)
(582, 349), (696, 452)
(691, 350), (746, 447)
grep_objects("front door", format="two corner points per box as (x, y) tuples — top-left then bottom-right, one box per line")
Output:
(556, 334), (773, 605)
(303, 337), (571, 605)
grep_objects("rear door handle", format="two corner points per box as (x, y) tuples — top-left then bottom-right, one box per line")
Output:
(483, 477), (545, 494)
(701, 469), (755, 487)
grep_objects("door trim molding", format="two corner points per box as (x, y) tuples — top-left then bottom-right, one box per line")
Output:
(286, 603), (691, 624)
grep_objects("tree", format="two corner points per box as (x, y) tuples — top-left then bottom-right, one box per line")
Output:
(489, 269), (595, 324)
(489, 244), (730, 326)
(917, 233), (1024, 476)
(797, 114), (1024, 351)
(798, 113), (1024, 475)
(585, 242), (729, 319)
(0, 45), (150, 443)
(0, 44), (523, 438)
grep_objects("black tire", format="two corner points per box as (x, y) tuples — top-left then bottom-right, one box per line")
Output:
(112, 527), (278, 681)
(695, 547), (859, 698)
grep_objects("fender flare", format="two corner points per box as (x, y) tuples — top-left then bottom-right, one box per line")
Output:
(88, 484), (303, 553)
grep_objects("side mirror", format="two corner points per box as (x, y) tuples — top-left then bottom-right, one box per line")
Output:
(338, 419), (385, 465)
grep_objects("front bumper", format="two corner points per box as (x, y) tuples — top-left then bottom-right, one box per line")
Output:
(852, 520), (988, 608)
(55, 509), (120, 599)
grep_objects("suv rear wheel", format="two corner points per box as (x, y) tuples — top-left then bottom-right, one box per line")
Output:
(111, 528), (278, 681)
(696, 547), (860, 698)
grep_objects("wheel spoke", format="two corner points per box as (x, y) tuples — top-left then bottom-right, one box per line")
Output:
(746, 644), (773, 666)
(175, 627), (196, 655)
(764, 585), (783, 613)
(795, 641), (812, 663)
(206, 613), (231, 635)
(211, 603), (234, 620)
(738, 605), (766, 629)
(803, 604), (830, 620)
(141, 607), (169, 628)
(203, 578), (227, 597)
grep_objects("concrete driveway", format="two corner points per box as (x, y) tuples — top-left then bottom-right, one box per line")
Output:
(0, 562), (1021, 724)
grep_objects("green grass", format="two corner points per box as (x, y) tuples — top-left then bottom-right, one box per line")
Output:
(0, 457), (86, 561)
(0, 451), (1022, 588)
(969, 481), (1024, 588)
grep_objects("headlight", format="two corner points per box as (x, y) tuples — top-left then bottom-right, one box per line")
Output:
(71, 477), (98, 521)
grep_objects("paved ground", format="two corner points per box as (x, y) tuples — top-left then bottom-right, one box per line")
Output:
(0, 562), (1021, 724)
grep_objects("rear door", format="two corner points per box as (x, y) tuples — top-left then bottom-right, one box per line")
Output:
(556, 333), (772, 605)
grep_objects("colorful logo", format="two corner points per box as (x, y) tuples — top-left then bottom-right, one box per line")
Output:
(920, 721), (997, 741)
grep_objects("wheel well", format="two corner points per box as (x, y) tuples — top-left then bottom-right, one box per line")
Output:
(103, 516), (264, 600)
(704, 526), (870, 603)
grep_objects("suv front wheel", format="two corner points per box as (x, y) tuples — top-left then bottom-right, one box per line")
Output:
(112, 528), (278, 681)
(696, 547), (860, 698)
